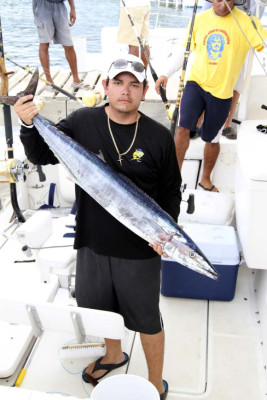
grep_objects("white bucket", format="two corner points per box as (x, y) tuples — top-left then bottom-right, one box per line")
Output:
(91, 374), (160, 400)
(72, 36), (87, 72)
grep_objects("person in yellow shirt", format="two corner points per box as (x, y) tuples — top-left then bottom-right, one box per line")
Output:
(156, 0), (267, 191)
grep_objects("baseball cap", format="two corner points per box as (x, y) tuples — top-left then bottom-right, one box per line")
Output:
(107, 54), (146, 83)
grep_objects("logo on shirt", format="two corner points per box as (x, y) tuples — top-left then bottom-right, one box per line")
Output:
(203, 29), (230, 64)
(207, 33), (225, 60)
(131, 149), (144, 162)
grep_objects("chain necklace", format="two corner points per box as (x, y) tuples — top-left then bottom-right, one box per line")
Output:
(107, 110), (139, 166)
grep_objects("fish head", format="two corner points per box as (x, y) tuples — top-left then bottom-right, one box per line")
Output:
(163, 234), (220, 281)
(0, 68), (39, 106)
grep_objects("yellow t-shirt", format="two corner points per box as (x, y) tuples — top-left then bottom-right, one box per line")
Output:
(183, 7), (267, 98)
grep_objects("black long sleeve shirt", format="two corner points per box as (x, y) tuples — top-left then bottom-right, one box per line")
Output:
(20, 104), (181, 259)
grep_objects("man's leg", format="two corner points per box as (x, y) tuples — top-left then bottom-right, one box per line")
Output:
(174, 126), (191, 170)
(63, 45), (82, 84)
(83, 338), (125, 378)
(200, 142), (220, 192)
(140, 329), (165, 395)
(129, 44), (150, 69)
(39, 43), (53, 83)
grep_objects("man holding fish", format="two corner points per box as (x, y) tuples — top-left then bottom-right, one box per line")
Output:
(14, 54), (181, 399)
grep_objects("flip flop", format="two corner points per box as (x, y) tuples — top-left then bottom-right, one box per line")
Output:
(198, 183), (219, 192)
(71, 81), (91, 90)
(82, 352), (129, 386)
(160, 380), (169, 400)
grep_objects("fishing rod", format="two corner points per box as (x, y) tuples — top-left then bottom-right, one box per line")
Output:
(170, 0), (198, 137)
(121, 0), (172, 119)
(5, 56), (103, 108)
(0, 17), (26, 223)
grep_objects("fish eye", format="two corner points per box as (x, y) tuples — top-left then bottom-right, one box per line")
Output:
(189, 251), (196, 258)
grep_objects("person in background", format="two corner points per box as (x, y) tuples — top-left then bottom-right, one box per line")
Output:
(32, 0), (90, 91)
(201, 0), (265, 138)
(155, 0), (267, 192)
(14, 54), (181, 400)
(117, 0), (151, 69)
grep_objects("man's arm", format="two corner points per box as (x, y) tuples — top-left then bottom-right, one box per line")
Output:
(15, 95), (59, 166)
(155, 45), (185, 94)
(67, 0), (76, 26)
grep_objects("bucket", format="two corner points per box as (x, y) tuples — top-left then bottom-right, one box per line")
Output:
(91, 374), (160, 400)
(72, 36), (87, 72)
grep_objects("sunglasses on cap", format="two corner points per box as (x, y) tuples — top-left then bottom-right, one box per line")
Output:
(109, 59), (145, 73)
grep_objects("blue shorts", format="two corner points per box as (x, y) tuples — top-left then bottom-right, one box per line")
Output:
(179, 81), (232, 142)
(33, 0), (73, 46)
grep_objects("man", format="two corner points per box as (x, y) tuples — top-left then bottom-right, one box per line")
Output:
(201, 0), (265, 138)
(14, 54), (181, 399)
(156, 0), (267, 191)
(32, 0), (89, 90)
(117, 0), (151, 69)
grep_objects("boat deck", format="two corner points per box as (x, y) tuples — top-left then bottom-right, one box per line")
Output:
(2, 48), (183, 128)
(0, 229), (265, 399)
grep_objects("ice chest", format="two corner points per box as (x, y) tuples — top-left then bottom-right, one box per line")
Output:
(161, 223), (240, 301)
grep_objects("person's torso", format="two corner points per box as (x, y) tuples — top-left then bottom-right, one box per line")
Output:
(186, 7), (266, 98)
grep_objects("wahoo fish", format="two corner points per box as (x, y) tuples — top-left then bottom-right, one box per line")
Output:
(0, 69), (219, 280)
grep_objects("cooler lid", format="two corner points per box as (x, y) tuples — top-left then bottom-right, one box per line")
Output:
(237, 120), (267, 182)
(183, 223), (240, 265)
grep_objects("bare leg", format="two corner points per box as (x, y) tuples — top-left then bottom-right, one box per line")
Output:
(200, 142), (220, 192)
(174, 126), (191, 170)
(63, 45), (81, 84)
(140, 329), (165, 395)
(39, 43), (53, 83)
(129, 44), (150, 69)
(223, 90), (240, 129)
(84, 338), (125, 379)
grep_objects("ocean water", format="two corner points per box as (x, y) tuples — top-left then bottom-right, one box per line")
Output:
(1, 0), (198, 69)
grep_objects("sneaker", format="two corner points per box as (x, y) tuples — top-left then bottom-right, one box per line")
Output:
(222, 126), (237, 139)
(45, 85), (58, 93)
(71, 81), (91, 90)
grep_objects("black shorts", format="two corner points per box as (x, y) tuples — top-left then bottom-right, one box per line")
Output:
(179, 81), (232, 142)
(75, 247), (163, 335)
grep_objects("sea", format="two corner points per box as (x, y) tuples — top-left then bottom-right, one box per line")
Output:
(1, 0), (201, 70)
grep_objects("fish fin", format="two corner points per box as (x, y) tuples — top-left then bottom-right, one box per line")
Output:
(143, 217), (174, 243)
(96, 150), (106, 163)
(0, 68), (39, 106)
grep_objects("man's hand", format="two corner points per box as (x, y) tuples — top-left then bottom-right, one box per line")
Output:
(155, 76), (168, 95)
(14, 95), (39, 126)
(149, 243), (168, 258)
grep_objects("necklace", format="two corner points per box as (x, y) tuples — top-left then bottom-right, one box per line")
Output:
(107, 110), (139, 166)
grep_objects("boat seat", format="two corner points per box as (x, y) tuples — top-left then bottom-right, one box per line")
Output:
(0, 298), (126, 385)
(15, 211), (77, 288)
(0, 386), (81, 400)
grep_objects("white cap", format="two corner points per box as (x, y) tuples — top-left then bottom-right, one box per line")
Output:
(107, 54), (146, 83)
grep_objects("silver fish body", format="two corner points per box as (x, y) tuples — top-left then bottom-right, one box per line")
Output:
(33, 114), (219, 280)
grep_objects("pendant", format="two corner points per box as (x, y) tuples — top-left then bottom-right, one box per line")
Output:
(118, 155), (123, 166)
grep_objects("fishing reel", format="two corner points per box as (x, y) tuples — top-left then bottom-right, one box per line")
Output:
(82, 90), (103, 107)
(0, 158), (28, 183)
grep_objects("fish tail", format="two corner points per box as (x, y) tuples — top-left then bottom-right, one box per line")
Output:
(0, 68), (39, 106)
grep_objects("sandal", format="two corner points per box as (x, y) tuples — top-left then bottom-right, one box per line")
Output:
(198, 183), (219, 192)
(160, 380), (169, 400)
(71, 81), (91, 90)
(82, 352), (129, 386)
